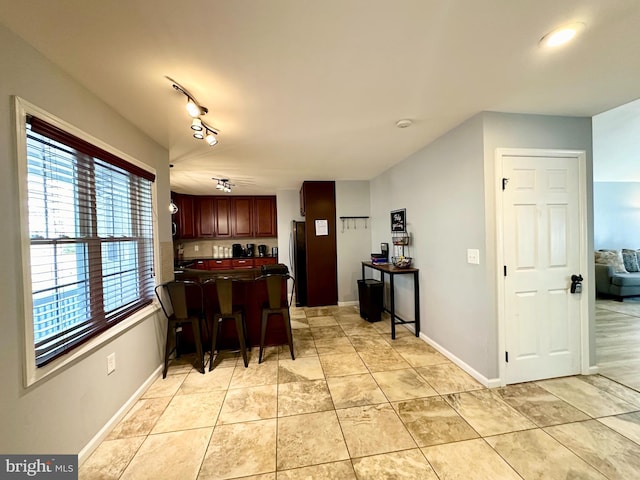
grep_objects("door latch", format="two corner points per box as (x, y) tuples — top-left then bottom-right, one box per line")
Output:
(570, 274), (583, 294)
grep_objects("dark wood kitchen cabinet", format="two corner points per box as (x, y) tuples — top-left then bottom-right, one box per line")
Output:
(214, 197), (232, 238)
(231, 197), (254, 237)
(253, 196), (277, 237)
(173, 193), (196, 239)
(196, 197), (215, 237)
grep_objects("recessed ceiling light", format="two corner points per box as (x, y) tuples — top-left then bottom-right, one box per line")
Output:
(540, 22), (585, 48)
(396, 119), (413, 128)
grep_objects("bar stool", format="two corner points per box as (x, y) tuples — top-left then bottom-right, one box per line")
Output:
(258, 273), (295, 363)
(204, 277), (249, 370)
(154, 280), (205, 378)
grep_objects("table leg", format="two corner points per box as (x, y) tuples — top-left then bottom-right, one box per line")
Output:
(414, 271), (420, 337)
(390, 273), (396, 339)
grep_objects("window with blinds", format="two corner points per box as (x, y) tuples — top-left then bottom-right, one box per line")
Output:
(26, 115), (156, 367)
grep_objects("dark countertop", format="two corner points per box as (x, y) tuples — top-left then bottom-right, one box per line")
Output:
(176, 256), (277, 268)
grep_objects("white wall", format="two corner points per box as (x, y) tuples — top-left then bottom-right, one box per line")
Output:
(276, 189), (304, 288)
(0, 24), (170, 454)
(335, 181), (371, 303)
(369, 111), (594, 382)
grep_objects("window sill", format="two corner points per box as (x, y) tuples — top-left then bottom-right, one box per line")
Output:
(24, 303), (161, 389)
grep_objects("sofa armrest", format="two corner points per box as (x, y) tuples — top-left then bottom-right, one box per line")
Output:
(595, 263), (614, 293)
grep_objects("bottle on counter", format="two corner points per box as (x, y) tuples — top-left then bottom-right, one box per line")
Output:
(213, 245), (219, 258)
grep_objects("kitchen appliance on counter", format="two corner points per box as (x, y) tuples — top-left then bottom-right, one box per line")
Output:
(258, 244), (268, 257)
(246, 243), (255, 257)
(232, 243), (244, 258)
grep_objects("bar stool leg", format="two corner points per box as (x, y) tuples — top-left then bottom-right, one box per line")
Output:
(259, 311), (269, 364)
(163, 320), (174, 378)
(235, 314), (249, 367)
(191, 318), (205, 374)
(209, 317), (220, 372)
(282, 309), (295, 360)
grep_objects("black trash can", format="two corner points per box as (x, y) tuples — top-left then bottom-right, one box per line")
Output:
(357, 279), (383, 322)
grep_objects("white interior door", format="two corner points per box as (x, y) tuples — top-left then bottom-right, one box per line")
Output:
(502, 152), (584, 384)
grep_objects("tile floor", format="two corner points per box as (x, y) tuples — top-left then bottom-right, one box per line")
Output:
(80, 305), (640, 479)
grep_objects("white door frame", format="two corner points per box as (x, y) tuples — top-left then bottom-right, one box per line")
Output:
(495, 148), (590, 386)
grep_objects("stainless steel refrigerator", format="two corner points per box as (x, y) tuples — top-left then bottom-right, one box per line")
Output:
(291, 220), (307, 307)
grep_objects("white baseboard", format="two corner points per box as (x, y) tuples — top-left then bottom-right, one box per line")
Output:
(78, 364), (163, 465)
(586, 365), (599, 375)
(337, 300), (358, 307)
(418, 332), (500, 388)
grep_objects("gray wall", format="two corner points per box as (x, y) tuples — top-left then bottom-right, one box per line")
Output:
(369, 111), (594, 381)
(0, 24), (170, 454)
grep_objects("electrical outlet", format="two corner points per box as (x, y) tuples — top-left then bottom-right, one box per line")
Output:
(467, 249), (480, 265)
(194, 244), (199, 252)
(107, 353), (116, 375)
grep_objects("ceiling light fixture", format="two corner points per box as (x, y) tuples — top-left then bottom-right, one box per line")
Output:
(212, 177), (234, 193)
(167, 76), (220, 147)
(540, 22), (585, 48)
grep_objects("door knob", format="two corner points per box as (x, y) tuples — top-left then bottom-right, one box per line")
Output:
(570, 274), (583, 294)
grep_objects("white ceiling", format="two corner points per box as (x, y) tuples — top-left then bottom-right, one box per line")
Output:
(1, 0), (639, 195)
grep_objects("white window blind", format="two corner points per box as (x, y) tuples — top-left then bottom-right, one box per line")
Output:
(26, 115), (156, 367)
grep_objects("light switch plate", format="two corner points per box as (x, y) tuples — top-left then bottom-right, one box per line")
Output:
(106, 353), (116, 375)
(467, 249), (480, 265)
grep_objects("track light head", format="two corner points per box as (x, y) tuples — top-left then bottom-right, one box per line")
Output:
(206, 130), (218, 146)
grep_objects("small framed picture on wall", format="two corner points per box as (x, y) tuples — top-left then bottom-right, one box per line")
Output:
(391, 208), (406, 232)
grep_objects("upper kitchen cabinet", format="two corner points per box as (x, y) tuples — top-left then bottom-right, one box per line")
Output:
(253, 196), (277, 237)
(196, 197), (215, 237)
(173, 193), (196, 239)
(214, 197), (232, 238)
(231, 197), (254, 237)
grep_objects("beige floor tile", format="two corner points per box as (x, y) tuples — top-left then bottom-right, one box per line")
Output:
(392, 397), (479, 447)
(495, 382), (589, 427)
(341, 322), (380, 336)
(292, 329), (314, 342)
(307, 315), (338, 327)
(334, 313), (365, 325)
(120, 428), (212, 480)
(290, 316), (310, 329)
(305, 307), (332, 317)
(209, 351), (240, 369)
(199, 419), (276, 479)
(486, 429), (607, 480)
(217, 384), (277, 424)
(279, 339), (317, 358)
(278, 357), (325, 384)
(248, 346), (279, 363)
(372, 368), (438, 401)
(415, 363), (483, 395)
(179, 368), (234, 394)
(598, 411), (640, 444)
(394, 343), (449, 367)
(310, 325), (346, 340)
(107, 397), (170, 439)
(277, 380), (334, 416)
(445, 390), (535, 437)
(336, 403), (416, 458)
(348, 335), (393, 351)
(326, 373), (388, 409)
(276, 411), (349, 470)
(314, 336), (357, 355)
(537, 376), (639, 417)
(423, 438), (523, 480)
(151, 391), (226, 433)
(229, 362), (278, 389)
(165, 353), (203, 375)
(319, 352), (369, 377)
(577, 374), (640, 407)
(277, 460), (356, 479)
(80, 436), (145, 480)
(352, 448), (438, 480)
(358, 349), (411, 372)
(545, 419), (640, 479)
(142, 373), (187, 399)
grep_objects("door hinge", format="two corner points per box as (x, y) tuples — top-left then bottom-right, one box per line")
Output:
(505, 351), (509, 363)
(504, 265), (507, 276)
(502, 178), (509, 191)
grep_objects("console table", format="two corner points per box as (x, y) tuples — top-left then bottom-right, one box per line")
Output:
(361, 262), (420, 339)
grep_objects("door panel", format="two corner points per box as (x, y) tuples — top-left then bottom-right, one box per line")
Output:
(503, 154), (582, 384)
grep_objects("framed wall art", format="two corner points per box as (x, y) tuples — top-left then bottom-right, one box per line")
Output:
(391, 208), (406, 232)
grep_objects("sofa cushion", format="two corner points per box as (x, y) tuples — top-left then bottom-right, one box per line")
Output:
(622, 250), (640, 272)
(611, 273), (640, 287)
(595, 250), (627, 273)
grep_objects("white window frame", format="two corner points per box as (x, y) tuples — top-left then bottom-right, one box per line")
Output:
(14, 96), (160, 387)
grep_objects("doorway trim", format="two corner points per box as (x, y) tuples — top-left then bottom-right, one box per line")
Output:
(495, 148), (590, 386)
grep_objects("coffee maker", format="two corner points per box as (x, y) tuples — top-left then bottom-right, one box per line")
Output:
(245, 243), (255, 257)
(258, 244), (268, 257)
(232, 243), (243, 258)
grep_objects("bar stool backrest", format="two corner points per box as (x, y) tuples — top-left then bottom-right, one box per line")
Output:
(215, 277), (234, 315)
(263, 274), (290, 309)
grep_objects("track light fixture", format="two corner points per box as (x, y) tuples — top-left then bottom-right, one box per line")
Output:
(212, 177), (234, 193)
(167, 76), (220, 147)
